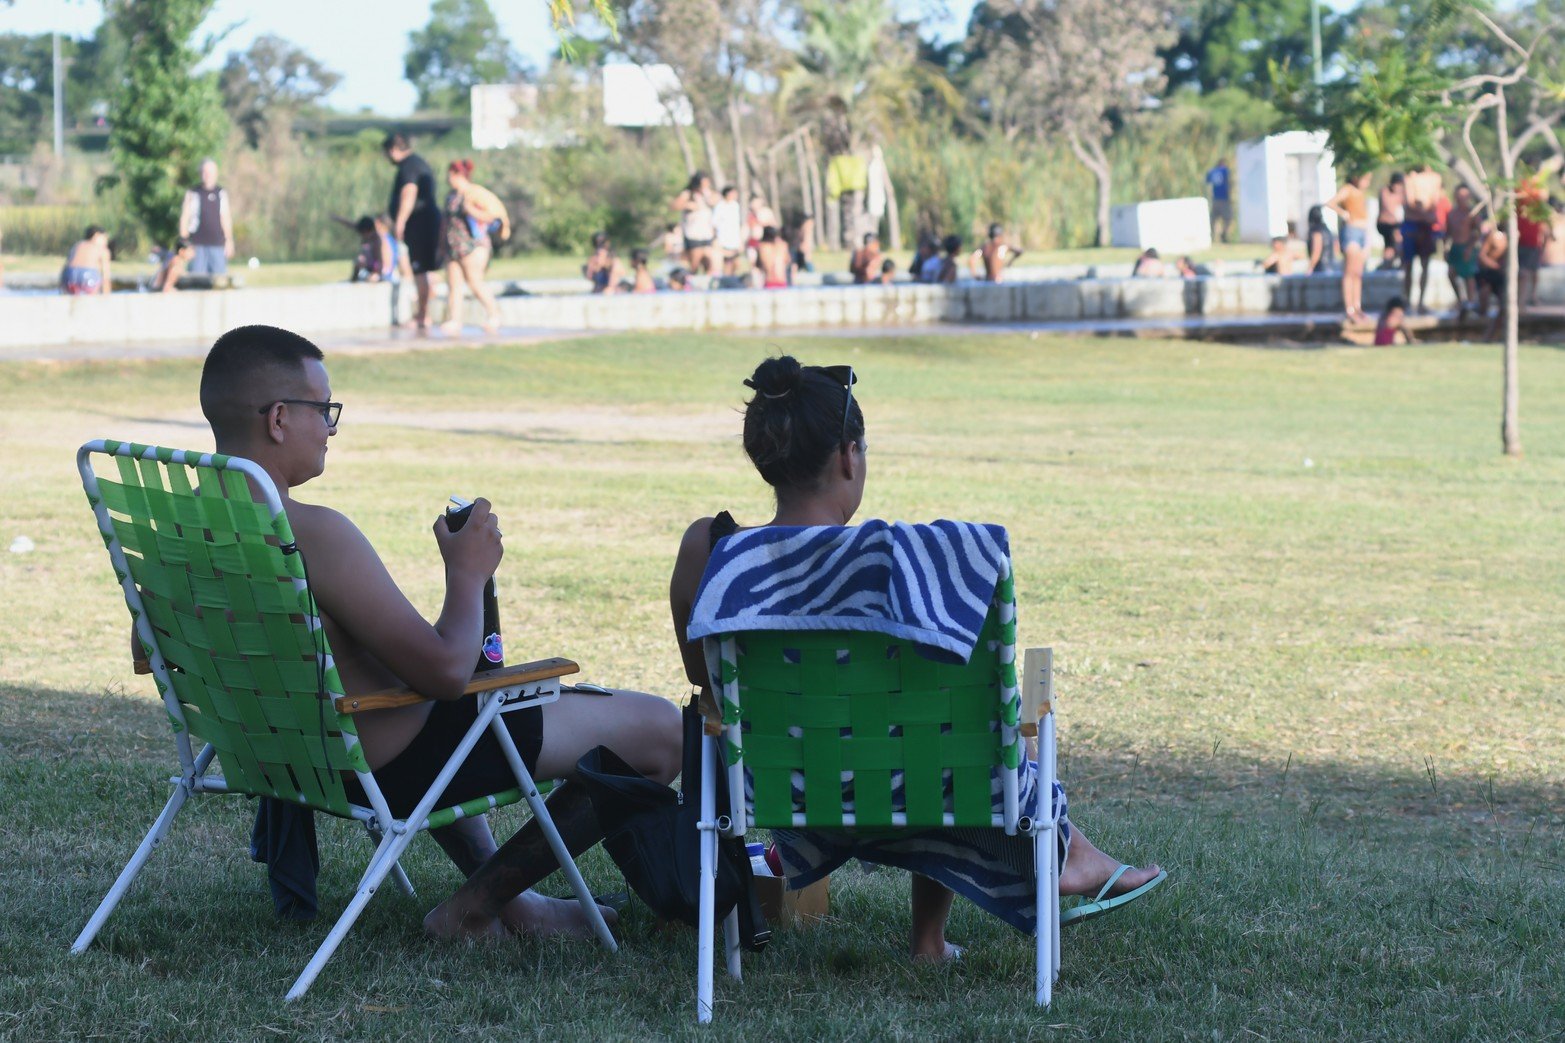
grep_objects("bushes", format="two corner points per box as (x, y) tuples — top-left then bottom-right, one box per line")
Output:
(0, 203), (143, 259)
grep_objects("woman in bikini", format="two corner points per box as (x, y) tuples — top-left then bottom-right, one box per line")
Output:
(668, 356), (1166, 961)
(440, 159), (509, 335)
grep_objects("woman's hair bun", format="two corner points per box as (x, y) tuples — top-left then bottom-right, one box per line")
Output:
(744, 355), (804, 399)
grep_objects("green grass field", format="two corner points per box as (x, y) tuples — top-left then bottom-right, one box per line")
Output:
(1, 332), (1562, 1040)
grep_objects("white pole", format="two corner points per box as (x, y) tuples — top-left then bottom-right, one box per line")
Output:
(52, 30), (66, 160)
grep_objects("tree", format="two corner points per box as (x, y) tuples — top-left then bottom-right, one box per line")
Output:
(106, 0), (229, 247)
(0, 33), (54, 153)
(404, 0), (524, 114)
(970, 0), (1175, 246)
(220, 35), (341, 148)
(1440, 4), (1562, 457)
(1161, 0), (1344, 95)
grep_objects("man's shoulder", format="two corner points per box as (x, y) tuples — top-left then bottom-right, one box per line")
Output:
(286, 500), (370, 552)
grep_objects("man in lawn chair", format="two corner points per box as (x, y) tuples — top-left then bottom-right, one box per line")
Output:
(197, 325), (681, 939)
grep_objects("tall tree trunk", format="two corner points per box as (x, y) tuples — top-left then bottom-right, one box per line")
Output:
(727, 95), (749, 203)
(700, 124), (727, 187)
(793, 135), (811, 224)
(670, 120), (696, 177)
(882, 158), (902, 251)
(803, 130), (827, 251)
(767, 148), (781, 214)
(1066, 126), (1113, 248)
(1496, 90), (1521, 457)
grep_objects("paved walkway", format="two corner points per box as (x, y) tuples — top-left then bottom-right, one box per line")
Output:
(5, 308), (1561, 365)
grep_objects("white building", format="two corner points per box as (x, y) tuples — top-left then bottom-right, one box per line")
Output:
(1236, 131), (1338, 242)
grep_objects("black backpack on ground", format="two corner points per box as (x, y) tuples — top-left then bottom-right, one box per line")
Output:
(575, 698), (770, 951)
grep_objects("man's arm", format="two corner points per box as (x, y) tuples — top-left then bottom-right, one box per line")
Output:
(179, 190), (196, 238)
(220, 190), (235, 259)
(292, 499), (504, 700)
(394, 182), (418, 242)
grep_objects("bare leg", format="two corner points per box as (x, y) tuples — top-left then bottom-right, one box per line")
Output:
(910, 874), (959, 961)
(1417, 256), (1431, 313)
(414, 272), (432, 329)
(429, 816), (499, 877)
(459, 247), (500, 332)
(441, 260), (464, 334)
(424, 690), (681, 941)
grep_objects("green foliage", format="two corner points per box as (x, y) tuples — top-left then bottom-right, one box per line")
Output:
(1272, 46), (1451, 174)
(404, 0), (523, 114)
(0, 33), (54, 154)
(1162, 0), (1346, 94)
(105, 0), (228, 247)
(219, 35), (341, 149)
(0, 202), (139, 257)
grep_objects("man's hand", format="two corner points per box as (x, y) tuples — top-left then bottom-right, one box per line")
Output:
(434, 497), (503, 584)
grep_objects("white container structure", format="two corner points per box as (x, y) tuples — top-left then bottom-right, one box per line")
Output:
(1109, 197), (1213, 254)
(1236, 131), (1338, 242)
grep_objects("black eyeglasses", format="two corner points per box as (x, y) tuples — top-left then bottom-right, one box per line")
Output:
(258, 399), (342, 427)
(810, 364), (857, 447)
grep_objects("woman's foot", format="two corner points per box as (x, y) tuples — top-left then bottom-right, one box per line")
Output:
(439, 320), (463, 336)
(481, 321), (500, 335)
(912, 940), (963, 964)
(422, 900), (507, 943)
(1059, 829), (1162, 899)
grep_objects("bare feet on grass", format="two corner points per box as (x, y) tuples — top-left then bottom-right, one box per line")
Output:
(1059, 829), (1162, 898)
(423, 890), (619, 943)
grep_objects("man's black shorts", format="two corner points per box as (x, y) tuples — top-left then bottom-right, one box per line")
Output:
(403, 209), (441, 275)
(344, 694), (544, 818)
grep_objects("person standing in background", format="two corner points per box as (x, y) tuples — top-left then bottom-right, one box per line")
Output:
(1206, 157), (1233, 243)
(383, 132), (442, 329)
(1377, 173), (1405, 270)
(179, 159), (234, 277)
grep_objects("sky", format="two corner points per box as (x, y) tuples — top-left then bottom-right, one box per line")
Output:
(2, 1), (983, 117)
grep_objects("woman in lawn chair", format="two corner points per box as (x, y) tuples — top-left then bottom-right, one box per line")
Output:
(669, 356), (1166, 960)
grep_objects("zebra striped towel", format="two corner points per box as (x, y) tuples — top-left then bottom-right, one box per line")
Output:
(686, 519), (1010, 663)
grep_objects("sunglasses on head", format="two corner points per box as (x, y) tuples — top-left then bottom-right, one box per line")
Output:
(807, 364), (857, 447)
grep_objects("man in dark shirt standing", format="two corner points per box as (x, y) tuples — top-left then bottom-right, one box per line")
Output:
(383, 132), (441, 329)
(179, 158), (234, 276)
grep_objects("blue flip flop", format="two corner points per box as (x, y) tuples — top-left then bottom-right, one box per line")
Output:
(1059, 866), (1168, 927)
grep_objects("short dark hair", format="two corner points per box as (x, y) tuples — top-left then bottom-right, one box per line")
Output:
(989, 222), (1003, 238)
(941, 234), (962, 254)
(200, 326), (325, 443)
(355, 216), (376, 235)
(722, 185), (737, 197)
(84, 225), (104, 239)
(1384, 295), (1406, 312)
(863, 232), (878, 245)
(630, 248), (648, 266)
(742, 356), (864, 493)
(382, 131), (410, 153)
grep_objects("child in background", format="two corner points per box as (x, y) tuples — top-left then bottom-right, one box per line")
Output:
(61, 225), (112, 295)
(1373, 295), (1416, 346)
(630, 248), (655, 293)
(351, 217), (391, 282)
(584, 232), (625, 295)
(668, 267), (691, 291)
(878, 258), (897, 284)
(152, 238), (196, 292)
(1261, 237), (1294, 275)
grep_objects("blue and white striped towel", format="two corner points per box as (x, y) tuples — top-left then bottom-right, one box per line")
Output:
(686, 519), (1010, 663)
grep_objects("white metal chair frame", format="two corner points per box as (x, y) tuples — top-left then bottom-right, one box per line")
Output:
(71, 440), (617, 1001)
(694, 606), (1061, 1022)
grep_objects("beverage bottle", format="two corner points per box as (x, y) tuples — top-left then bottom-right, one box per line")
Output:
(445, 498), (503, 674)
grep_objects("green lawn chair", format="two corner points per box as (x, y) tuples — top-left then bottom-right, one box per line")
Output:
(694, 561), (1060, 1021)
(71, 440), (617, 1000)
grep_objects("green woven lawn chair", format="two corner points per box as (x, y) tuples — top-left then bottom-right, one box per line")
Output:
(71, 440), (616, 1000)
(693, 561), (1060, 1022)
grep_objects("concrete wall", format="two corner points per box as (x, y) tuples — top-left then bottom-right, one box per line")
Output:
(7, 266), (1564, 352)
(0, 282), (392, 351)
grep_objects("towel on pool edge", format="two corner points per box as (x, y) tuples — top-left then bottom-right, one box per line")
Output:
(685, 519), (1010, 663)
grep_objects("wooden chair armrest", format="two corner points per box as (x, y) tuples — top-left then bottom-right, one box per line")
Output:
(334, 657), (580, 714)
(1019, 646), (1053, 739)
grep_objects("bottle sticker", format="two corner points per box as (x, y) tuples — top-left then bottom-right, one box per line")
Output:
(482, 633), (504, 664)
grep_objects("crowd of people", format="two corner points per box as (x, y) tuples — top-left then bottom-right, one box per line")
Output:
(1201, 154), (1565, 337)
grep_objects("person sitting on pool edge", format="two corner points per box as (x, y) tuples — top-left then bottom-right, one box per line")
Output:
(196, 325), (682, 941)
(667, 356), (1167, 961)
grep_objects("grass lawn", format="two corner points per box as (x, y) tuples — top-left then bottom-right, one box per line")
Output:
(2, 242), (1268, 289)
(1, 331), (1562, 1040)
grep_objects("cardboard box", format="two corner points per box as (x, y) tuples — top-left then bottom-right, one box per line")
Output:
(753, 873), (829, 929)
